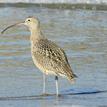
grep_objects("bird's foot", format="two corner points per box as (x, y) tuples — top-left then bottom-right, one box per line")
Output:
(41, 93), (50, 96)
(41, 93), (62, 97)
(56, 94), (62, 97)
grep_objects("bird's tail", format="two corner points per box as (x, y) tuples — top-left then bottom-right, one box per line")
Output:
(73, 73), (78, 78)
(64, 64), (77, 82)
(67, 73), (77, 82)
(65, 66), (78, 83)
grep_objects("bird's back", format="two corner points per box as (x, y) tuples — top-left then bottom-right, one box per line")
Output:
(31, 39), (77, 81)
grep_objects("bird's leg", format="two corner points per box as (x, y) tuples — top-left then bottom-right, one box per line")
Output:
(55, 76), (59, 96)
(43, 73), (46, 94)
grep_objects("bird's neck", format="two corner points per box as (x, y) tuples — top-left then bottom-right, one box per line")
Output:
(30, 27), (45, 43)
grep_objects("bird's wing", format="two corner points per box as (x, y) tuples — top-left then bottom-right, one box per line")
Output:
(36, 39), (70, 65)
(33, 39), (76, 80)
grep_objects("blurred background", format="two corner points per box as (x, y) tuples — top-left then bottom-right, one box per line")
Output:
(0, 0), (107, 107)
(0, 0), (107, 4)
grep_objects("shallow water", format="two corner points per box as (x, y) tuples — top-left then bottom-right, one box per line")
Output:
(0, 6), (107, 107)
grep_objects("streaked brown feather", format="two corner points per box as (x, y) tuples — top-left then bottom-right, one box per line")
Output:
(32, 39), (77, 81)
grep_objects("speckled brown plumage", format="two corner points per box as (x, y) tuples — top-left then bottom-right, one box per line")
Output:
(31, 38), (77, 81)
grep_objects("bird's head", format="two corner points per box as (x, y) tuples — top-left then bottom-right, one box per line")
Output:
(24, 17), (40, 30)
(1, 16), (40, 34)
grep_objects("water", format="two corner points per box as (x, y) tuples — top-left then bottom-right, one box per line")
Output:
(0, 5), (107, 107)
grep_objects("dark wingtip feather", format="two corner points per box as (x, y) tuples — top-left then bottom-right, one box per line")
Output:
(73, 73), (78, 78)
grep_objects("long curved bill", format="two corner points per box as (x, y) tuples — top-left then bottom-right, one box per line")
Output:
(1, 21), (24, 34)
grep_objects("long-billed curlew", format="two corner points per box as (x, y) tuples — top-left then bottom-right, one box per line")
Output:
(1, 17), (77, 96)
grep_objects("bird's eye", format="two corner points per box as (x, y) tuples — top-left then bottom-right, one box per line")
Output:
(28, 19), (30, 21)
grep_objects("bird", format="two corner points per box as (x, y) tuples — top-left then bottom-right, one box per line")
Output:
(1, 16), (77, 96)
